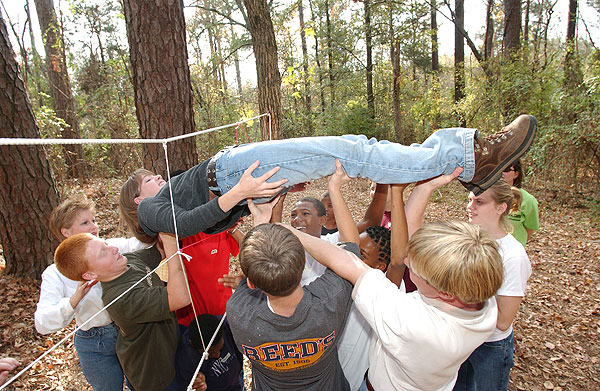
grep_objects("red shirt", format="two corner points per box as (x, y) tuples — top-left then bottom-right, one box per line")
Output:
(176, 231), (240, 326)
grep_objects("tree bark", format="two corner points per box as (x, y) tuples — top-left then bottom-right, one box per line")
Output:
(34, 0), (87, 178)
(563, 0), (581, 90)
(524, 0), (530, 45)
(309, 0), (325, 113)
(389, 0), (405, 142)
(454, 0), (465, 112)
(503, 0), (521, 59)
(298, 0), (314, 134)
(242, 0), (282, 140)
(484, 0), (494, 61)
(122, 0), (198, 175)
(365, 0), (374, 118)
(0, 13), (59, 278)
(325, 0), (335, 105)
(431, 0), (439, 73)
(25, 0), (45, 107)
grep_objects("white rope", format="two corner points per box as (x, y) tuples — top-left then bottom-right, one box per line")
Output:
(0, 250), (188, 391)
(0, 114), (266, 389)
(187, 314), (227, 391)
(0, 113), (268, 146)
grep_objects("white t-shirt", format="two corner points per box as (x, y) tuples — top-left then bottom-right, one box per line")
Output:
(353, 269), (498, 391)
(300, 232), (339, 286)
(488, 234), (532, 342)
(35, 237), (150, 333)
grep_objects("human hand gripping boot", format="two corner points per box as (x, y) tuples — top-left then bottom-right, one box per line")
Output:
(462, 114), (537, 196)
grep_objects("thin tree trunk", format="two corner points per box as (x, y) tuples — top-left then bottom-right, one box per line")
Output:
(564, 0), (581, 90)
(25, 0), (44, 107)
(484, 0), (494, 61)
(365, 0), (374, 118)
(524, 0), (530, 45)
(431, 0), (439, 73)
(389, 0), (403, 142)
(231, 24), (243, 95)
(122, 0), (198, 174)
(242, 0), (282, 139)
(454, 0), (465, 109)
(298, 0), (313, 134)
(34, 0), (87, 178)
(325, 0), (334, 105)
(309, 0), (325, 112)
(0, 13), (59, 278)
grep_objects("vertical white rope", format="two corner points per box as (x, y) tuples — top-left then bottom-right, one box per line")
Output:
(186, 314), (227, 391)
(162, 142), (206, 351)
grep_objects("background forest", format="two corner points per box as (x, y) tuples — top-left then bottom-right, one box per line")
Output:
(1, 0), (599, 274)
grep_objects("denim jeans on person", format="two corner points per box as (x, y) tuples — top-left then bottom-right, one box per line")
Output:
(452, 331), (515, 391)
(74, 323), (129, 391)
(211, 130), (476, 196)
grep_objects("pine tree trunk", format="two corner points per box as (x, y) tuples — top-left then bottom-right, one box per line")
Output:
(454, 0), (465, 106)
(34, 0), (87, 178)
(298, 0), (314, 135)
(325, 0), (335, 106)
(242, 0), (282, 140)
(0, 13), (59, 278)
(309, 0), (325, 113)
(563, 0), (581, 90)
(365, 0), (374, 119)
(122, 0), (198, 174)
(431, 0), (439, 73)
(484, 0), (494, 61)
(503, 0), (521, 59)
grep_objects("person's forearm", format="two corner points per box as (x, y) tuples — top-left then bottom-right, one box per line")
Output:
(327, 181), (359, 244)
(162, 237), (192, 311)
(386, 185), (408, 287)
(284, 224), (367, 284)
(357, 184), (388, 234)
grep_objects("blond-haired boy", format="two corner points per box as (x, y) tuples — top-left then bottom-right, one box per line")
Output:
(287, 216), (503, 391)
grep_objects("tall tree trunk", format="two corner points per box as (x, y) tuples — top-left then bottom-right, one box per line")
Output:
(122, 0), (198, 175)
(298, 0), (313, 134)
(231, 24), (243, 95)
(389, 0), (403, 142)
(242, 0), (282, 140)
(325, 0), (335, 105)
(34, 0), (87, 178)
(484, 0), (494, 61)
(25, 0), (44, 107)
(563, 0), (581, 90)
(309, 0), (325, 113)
(523, 0), (530, 45)
(365, 0), (374, 119)
(454, 0), (465, 115)
(431, 0), (439, 73)
(503, 0), (521, 59)
(0, 13), (59, 278)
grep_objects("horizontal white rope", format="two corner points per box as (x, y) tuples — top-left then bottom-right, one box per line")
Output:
(0, 113), (268, 146)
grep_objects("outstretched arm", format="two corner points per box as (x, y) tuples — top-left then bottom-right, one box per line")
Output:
(284, 224), (368, 284)
(404, 168), (463, 236)
(386, 184), (409, 287)
(328, 160), (359, 244)
(356, 183), (389, 234)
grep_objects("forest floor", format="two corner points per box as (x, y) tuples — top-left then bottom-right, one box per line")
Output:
(0, 177), (599, 391)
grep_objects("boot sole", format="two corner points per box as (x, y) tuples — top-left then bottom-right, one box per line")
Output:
(466, 115), (537, 195)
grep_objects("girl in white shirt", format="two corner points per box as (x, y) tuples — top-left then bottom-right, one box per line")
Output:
(35, 196), (149, 390)
(453, 179), (532, 391)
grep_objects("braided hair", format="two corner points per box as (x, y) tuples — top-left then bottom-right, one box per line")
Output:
(365, 226), (391, 266)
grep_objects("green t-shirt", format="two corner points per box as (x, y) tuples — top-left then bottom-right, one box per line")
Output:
(508, 188), (539, 247)
(101, 245), (180, 391)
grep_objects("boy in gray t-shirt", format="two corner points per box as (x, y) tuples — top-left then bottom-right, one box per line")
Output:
(227, 216), (359, 390)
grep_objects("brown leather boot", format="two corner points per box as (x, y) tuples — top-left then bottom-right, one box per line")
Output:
(462, 115), (537, 195)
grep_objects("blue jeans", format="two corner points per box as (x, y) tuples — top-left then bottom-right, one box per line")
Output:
(212, 130), (476, 195)
(74, 323), (127, 391)
(453, 332), (515, 391)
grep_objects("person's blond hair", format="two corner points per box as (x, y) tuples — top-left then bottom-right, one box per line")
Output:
(119, 168), (157, 244)
(407, 220), (503, 304)
(49, 196), (96, 241)
(239, 224), (305, 297)
(486, 179), (514, 234)
(54, 233), (94, 281)
(510, 187), (522, 214)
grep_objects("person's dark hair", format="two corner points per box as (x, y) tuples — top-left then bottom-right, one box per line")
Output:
(512, 160), (523, 188)
(240, 224), (305, 296)
(298, 197), (326, 217)
(365, 226), (391, 265)
(188, 314), (223, 351)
